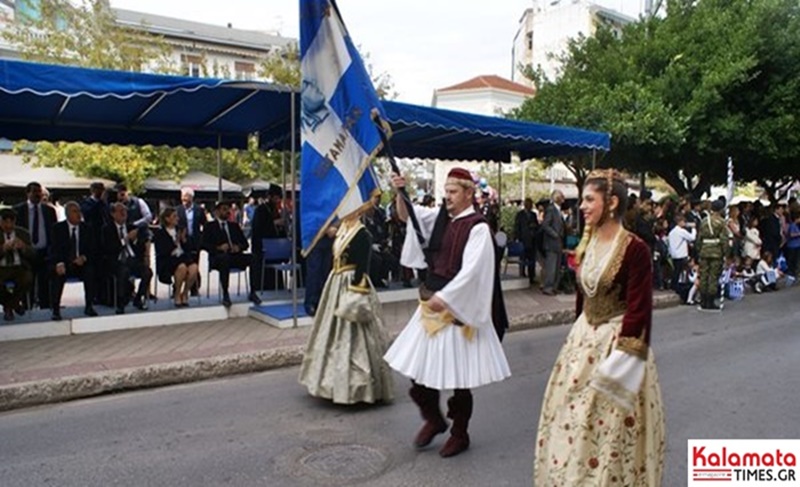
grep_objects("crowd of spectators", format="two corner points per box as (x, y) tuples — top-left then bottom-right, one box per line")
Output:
(0, 181), (294, 322)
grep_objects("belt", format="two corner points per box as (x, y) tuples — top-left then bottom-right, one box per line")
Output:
(419, 299), (475, 341)
(702, 239), (720, 244)
(332, 263), (356, 274)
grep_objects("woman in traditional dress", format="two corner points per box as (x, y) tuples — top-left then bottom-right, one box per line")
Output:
(534, 169), (666, 486)
(298, 215), (394, 405)
(153, 207), (199, 307)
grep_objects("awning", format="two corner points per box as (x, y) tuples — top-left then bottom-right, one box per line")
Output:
(382, 101), (610, 161)
(0, 59), (294, 151)
(0, 59), (610, 160)
(0, 153), (115, 190)
(143, 171), (242, 196)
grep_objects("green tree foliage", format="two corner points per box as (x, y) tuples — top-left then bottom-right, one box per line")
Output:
(514, 0), (800, 198)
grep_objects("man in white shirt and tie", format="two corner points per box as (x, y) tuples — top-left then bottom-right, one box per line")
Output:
(202, 201), (261, 307)
(14, 181), (56, 310)
(103, 203), (153, 314)
(49, 201), (97, 321)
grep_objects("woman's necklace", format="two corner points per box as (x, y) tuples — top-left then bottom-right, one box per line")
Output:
(581, 227), (625, 298)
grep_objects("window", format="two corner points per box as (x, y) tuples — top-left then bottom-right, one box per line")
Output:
(181, 54), (202, 78)
(235, 61), (255, 81)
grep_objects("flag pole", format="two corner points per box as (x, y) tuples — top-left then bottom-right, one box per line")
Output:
(374, 120), (426, 246)
(720, 156), (734, 311)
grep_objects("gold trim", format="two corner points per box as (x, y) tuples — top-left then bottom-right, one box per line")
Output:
(589, 372), (637, 411)
(598, 230), (632, 290)
(617, 333), (648, 360)
(347, 283), (370, 295)
(333, 263), (356, 274)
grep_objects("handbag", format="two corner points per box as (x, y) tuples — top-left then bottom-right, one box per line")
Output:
(335, 283), (373, 323)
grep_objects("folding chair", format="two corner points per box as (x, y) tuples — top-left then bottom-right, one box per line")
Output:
(503, 241), (525, 275)
(261, 238), (302, 291)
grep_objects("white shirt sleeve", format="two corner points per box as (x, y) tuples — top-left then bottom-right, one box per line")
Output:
(434, 223), (495, 331)
(400, 205), (439, 269)
(134, 198), (153, 227)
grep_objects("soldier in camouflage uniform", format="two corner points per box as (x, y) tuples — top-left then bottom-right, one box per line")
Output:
(696, 199), (729, 311)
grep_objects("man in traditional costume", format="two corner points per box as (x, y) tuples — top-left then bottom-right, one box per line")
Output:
(384, 168), (511, 458)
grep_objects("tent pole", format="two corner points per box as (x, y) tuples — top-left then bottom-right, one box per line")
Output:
(591, 149), (597, 171)
(497, 159), (502, 205)
(216, 134), (222, 202)
(290, 91), (298, 329)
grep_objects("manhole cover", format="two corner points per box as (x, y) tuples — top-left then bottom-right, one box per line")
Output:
(298, 444), (389, 481)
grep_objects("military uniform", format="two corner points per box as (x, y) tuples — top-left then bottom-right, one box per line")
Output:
(696, 209), (729, 310)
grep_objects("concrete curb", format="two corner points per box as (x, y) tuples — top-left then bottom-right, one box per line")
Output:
(0, 293), (681, 412)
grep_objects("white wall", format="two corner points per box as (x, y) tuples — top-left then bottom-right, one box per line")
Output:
(434, 89), (528, 117)
(531, 1), (595, 81)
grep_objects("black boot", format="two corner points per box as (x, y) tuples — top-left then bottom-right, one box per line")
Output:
(439, 389), (472, 458)
(409, 383), (447, 448)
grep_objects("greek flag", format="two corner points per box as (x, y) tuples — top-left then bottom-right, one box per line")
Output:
(299, 0), (386, 255)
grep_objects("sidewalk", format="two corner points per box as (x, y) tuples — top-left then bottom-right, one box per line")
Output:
(0, 289), (680, 411)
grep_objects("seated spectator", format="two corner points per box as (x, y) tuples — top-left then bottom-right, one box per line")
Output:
(103, 203), (153, 314)
(177, 187), (205, 296)
(202, 201), (261, 307)
(754, 251), (782, 293)
(154, 207), (199, 308)
(49, 201), (97, 320)
(0, 207), (34, 321)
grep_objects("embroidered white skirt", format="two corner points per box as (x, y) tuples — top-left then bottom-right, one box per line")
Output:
(534, 314), (666, 486)
(383, 307), (511, 390)
(298, 270), (394, 404)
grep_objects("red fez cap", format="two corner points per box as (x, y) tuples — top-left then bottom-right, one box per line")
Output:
(446, 167), (474, 189)
(447, 167), (472, 181)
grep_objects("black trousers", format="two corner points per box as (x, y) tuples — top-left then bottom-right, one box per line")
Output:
(27, 248), (51, 309)
(111, 257), (153, 307)
(210, 252), (254, 294)
(51, 263), (96, 309)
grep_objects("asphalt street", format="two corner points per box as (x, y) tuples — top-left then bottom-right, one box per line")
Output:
(1, 289), (799, 486)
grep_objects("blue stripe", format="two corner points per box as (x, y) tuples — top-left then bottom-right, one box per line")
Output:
(299, 0), (327, 59)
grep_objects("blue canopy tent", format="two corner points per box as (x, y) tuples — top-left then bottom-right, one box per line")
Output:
(0, 59), (609, 159)
(381, 101), (609, 161)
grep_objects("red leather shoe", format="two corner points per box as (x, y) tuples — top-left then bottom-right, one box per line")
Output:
(439, 433), (470, 457)
(414, 420), (448, 448)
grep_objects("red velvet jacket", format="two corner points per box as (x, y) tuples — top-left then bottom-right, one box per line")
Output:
(576, 232), (653, 358)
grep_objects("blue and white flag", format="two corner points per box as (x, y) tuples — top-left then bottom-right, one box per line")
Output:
(299, 0), (387, 255)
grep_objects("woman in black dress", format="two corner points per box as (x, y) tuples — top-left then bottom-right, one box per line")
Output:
(153, 207), (199, 307)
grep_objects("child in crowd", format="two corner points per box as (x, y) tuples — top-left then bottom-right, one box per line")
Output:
(685, 257), (700, 305)
(741, 257), (757, 290)
(755, 251), (782, 293)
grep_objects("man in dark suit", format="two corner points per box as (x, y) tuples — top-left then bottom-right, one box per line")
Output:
(761, 205), (784, 260)
(0, 207), (34, 321)
(14, 181), (56, 309)
(202, 201), (261, 307)
(541, 190), (565, 295)
(80, 182), (110, 305)
(177, 187), (206, 295)
(49, 201), (97, 320)
(103, 203), (153, 314)
(514, 197), (539, 283)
